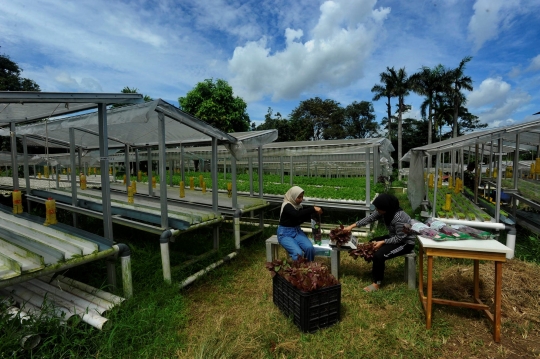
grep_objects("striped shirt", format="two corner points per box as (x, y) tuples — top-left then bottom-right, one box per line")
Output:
(355, 210), (415, 245)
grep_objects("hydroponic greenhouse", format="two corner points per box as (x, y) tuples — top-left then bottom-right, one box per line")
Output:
(404, 118), (540, 257)
(127, 138), (395, 212)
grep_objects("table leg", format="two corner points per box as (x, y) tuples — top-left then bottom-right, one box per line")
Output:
(494, 261), (502, 342)
(473, 260), (480, 300)
(427, 255), (433, 329)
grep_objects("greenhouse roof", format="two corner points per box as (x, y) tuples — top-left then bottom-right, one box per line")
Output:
(184, 137), (394, 162)
(0, 92), (144, 126)
(0, 96), (277, 159)
(405, 118), (540, 156)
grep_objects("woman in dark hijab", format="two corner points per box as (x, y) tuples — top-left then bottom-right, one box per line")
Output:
(344, 193), (415, 292)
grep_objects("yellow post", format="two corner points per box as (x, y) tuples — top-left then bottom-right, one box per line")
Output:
(485, 168), (490, 177)
(123, 174), (126, 184)
(454, 178), (461, 193)
(80, 173), (87, 190)
(536, 158), (540, 174)
(227, 182), (232, 198)
(44, 166), (49, 178)
(128, 185), (134, 204)
(199, 175), (203, 187)
(137, 170), (142, 182)
(152, 176), (157, 188)
(38, 172), (42, 179)
(202, 181), (206, 194)
(189, 177), (194, 190)
(132, 181), (137, 194)
(493, 168), (498, 178)
(530, 163), (536, 179)
(428, 173), (434, 188)
(437, 176), (442, 189)
(12, 190), (23, 214)
(179, 181), (185, 198)
(448, 176), (453, 189)
(444, 194), (451, 211)
(44, 198), (58, 226)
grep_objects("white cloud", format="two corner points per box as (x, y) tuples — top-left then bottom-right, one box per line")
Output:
(467, 77), (510, 108)
(467, 0), (519, 51)
(468, 78), (531, 126)
(526, 54), (540, 72)
(228, 0), (390, 102)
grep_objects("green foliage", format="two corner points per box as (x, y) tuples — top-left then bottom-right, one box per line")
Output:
(289, 97), (345, 140)
(255, 108), (297, 142)
(0, 53), (40, 91)
(343, 101), (379, 139)
(179, 78), (250, 133)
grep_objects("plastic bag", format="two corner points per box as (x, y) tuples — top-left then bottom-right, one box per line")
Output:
(405, 219), (445, 240)
(426, 219), (471, 240)
(311, 213), (322, 245)
(450, 224), (493, 240)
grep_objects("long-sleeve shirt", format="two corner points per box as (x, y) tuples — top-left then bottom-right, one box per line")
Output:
(279, 204), (316, 227)
(355, 210), (415, 245)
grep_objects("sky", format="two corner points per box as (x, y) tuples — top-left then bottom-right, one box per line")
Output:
(1, 0), (540, 132)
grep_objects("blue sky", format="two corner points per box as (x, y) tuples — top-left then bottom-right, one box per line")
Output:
(1, 0), (539, 131)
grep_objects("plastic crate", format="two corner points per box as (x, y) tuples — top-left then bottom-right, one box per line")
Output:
(272, 274), (341, 333)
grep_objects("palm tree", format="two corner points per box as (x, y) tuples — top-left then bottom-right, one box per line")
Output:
(387, 67), (410, 180)
(371, 68), (395, 140)
(410, 64), (446, 145)
(448, 56), (473, 138)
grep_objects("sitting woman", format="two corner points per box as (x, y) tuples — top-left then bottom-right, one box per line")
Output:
(344, 193), (415, 292)
(277, 186), (323, 261)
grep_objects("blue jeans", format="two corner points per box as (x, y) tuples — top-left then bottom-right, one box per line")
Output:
(277, 225), (314, 261)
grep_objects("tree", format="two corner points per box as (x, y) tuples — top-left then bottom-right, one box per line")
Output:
(343, 101), (379, 139)
(255, 108), (297, 142)
(387, 67), (410, 179)
(289, 97), (345, 141)
(371, 69), (395, 139)
(0, 53), (41, 91)
(111, 86), (153, 108)
(179, 78), (250, 133)
(448, 56), (473, 138)
(410, 64), (446, 145)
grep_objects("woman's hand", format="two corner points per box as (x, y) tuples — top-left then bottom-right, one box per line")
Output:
(373, 240), (385, 251)
(343, 225), (354, 233)
(314, 206), (323, 214)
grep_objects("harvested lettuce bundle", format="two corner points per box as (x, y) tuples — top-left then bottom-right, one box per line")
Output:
(450, 224), (493, 239)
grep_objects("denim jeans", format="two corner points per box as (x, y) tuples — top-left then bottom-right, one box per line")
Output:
(277, 225), (314, 261)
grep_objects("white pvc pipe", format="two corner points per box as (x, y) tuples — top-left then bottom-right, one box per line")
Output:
(180, 252), (237, 288)
(433, 217), (507, 230)
(121, 255), (133, 299)
(505, 232), (516, 259)
(160, 241), (172, 284)
(234, 217), (241, 249)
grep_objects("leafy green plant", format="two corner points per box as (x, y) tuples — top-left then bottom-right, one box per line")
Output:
(265, 258), (338, 292)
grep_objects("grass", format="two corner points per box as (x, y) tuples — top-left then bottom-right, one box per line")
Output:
(1, 192), (540, 358)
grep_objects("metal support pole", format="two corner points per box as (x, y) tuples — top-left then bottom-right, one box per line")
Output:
(248, 157), (254, 196)
(135, 149), (140, 181)
(158, 113), (168, 229)
(495, 138), (503, 222)
(280, 156), (284, 184)
(432, 153), (441, 218)
(22, 136), (31, 211)
(211, 138), (219, 249)
(180, 145), (185, 183)
(10, 122), (19, 190)
(258, 146), (263, 199)
(69, 128), (78, 228)
(289, 156), (293, 187)
(98, 104), (113, 244)
(231, 156), (240, 249)
(513, 133), (520, 189)
(365, 147), (371, 210)
(124, 144), (130, 190)
(147, 147), (152, 196)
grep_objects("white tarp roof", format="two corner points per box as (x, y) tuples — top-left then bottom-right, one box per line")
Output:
(0, 98), (277, 159)
(405, 117), (540, 210)
(0, 92), (144, 126)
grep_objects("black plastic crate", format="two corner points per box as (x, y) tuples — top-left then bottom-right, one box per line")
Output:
(272, 274), (341, 333)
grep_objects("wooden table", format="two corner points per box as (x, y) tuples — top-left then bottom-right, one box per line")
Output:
(417, 236), (511, 342)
